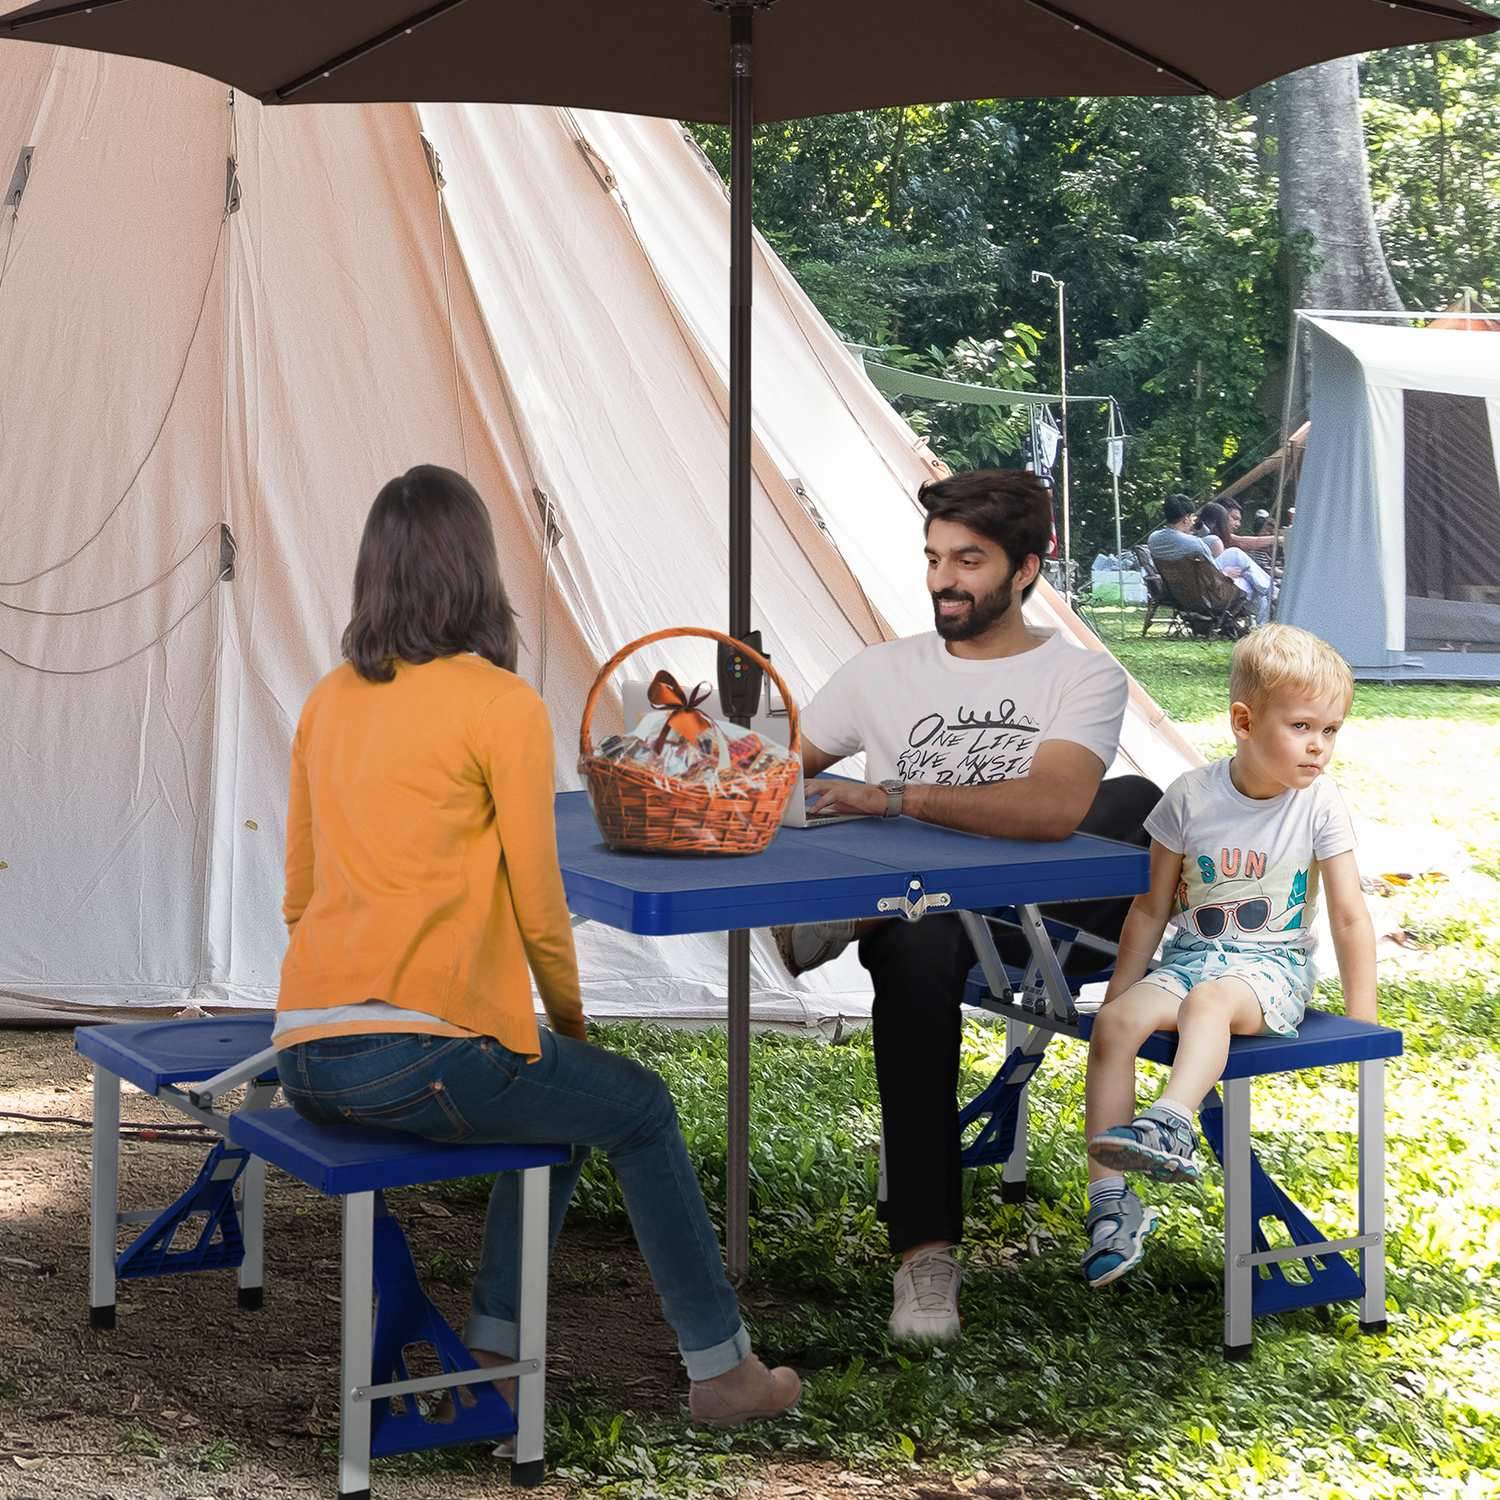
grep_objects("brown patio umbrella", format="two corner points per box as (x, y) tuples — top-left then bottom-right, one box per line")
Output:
(6, 0), (1494, 1276)
(3, 0), (1494, 642)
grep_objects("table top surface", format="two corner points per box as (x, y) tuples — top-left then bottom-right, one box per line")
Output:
(556, 790), (1150, 935)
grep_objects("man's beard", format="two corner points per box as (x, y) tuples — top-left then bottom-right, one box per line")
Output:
(932, 576), (1016, 640)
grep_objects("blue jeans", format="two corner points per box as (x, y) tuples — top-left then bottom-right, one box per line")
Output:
(277, 1029), (749, 1380)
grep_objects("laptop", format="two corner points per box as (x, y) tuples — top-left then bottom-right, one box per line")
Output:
(781, 775), (873, 829)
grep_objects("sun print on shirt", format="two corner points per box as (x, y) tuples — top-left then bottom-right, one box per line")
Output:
(1175, 847), (1313, 941)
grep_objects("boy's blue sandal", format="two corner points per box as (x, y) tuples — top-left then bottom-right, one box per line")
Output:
(1089, 1110), (1203, 1183)
(1081, 1190), (1161, 1288)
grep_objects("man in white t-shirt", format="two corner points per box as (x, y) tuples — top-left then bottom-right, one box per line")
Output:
(774, 468), (1161, 1346)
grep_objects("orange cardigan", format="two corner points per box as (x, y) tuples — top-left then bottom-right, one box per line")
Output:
(276, 656), (584, 1058)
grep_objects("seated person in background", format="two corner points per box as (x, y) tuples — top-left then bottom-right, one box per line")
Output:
(1253, 508), (1276, 538)
(1147, 495), (1216, 564)
(1197, 502), (1273, 626)
(1222, 498), (1277, 557)
(1079, 625), (1375, 1288)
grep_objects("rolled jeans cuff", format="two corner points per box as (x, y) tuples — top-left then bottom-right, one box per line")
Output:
(463, 1313), (518, 1359)
(680, 1321), (751, 1382)
(465, 1316), (750, 1384)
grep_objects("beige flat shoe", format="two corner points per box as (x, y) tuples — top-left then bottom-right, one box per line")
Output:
(688, 1353), (801, 1427)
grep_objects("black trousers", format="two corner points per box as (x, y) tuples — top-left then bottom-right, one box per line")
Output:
(860, 774), (1163, 1254)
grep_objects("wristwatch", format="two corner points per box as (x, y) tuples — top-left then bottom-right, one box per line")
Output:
(878, 777), (905, 819)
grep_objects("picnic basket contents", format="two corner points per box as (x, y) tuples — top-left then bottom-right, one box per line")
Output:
(578, 627), (800, 855)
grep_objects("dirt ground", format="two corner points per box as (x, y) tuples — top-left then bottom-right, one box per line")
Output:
(0, 1029), (1076, 1500)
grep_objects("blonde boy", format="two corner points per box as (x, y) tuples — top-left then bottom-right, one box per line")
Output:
(1079, 625), (1376, 1288)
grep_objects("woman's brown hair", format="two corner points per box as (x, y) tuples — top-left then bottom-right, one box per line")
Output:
(342, 465), (519, 683)
(1196, 500), (1233, 548)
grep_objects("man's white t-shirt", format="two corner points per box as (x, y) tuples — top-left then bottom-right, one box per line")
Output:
(801, 629), (1128, 787)
(1145, 759), (1357, 952)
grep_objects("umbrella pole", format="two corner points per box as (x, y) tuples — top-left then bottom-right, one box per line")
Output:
(725, 0), (756, 1283)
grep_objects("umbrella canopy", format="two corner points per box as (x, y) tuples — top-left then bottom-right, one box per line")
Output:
(2, 0), (1496, 115)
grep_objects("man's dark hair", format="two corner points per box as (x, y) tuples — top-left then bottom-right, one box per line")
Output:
(917, 468), (1053, 601)
(1163, 493), (1196, 525)
(343, 464), (520, 684)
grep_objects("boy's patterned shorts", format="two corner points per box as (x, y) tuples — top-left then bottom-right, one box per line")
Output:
(1136, 935), (1313, 1037)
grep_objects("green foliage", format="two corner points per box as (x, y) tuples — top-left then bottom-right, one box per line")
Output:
(118, 1424), (164, 1458)
(691, 28), (1500, 560)
(192, 1438), (241, 1473)
(1363, 16), (1500, 308)
(879, 326), (1043, 470)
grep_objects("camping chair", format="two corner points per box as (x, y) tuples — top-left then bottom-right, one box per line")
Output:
(1135, 545), (1177, 637)
(1154, 554), (1254, 640)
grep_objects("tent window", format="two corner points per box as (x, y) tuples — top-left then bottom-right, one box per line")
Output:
(1403, 389), (1500, 651)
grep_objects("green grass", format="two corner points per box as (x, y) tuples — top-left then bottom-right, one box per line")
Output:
(1092, 606), (1500, 727)
(518, 639), (1500, 1497)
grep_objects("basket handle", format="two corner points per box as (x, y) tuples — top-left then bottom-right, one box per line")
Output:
(579, 626), (800, 760)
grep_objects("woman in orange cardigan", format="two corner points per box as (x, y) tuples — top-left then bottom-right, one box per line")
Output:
(273, 465), (799, 1427)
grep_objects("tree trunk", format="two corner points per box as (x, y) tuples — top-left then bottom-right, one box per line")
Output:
(1278, 55), (1403, 313)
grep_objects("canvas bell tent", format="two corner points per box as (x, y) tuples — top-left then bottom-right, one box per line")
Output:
(1278, 315), (1500, 682)
(0, 44), (1196, 1023)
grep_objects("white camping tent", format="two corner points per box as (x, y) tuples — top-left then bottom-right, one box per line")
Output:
(0, 43), (1197, 1022)
(1279, 316), (1500, 682)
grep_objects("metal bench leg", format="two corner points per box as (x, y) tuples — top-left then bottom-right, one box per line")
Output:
(511, 1164), (550, 1487)
(236, 1081), (276, 1311)
(89, 1068), (121, 1329)
(1221, 1079), (1253, 1360)
(339, 1191), (375, 1500)
(1357, 1059), (1388, 1334)
(1001, 1015), (1029, 1203)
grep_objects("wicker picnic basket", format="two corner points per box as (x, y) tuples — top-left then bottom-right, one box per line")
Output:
(578, 626), (801, 855)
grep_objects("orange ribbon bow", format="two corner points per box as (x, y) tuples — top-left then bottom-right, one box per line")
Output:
(646, 670), (715, 754)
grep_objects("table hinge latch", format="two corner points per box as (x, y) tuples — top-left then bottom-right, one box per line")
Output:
(876, 878), (951, 923)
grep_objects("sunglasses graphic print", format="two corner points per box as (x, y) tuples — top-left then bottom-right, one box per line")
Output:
(1190, 897), (1272, 939)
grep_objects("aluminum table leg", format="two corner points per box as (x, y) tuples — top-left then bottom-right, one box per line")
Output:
(236, 1080), (277, 1311)
(1357, 1058), (1388, 1334)
(338, 1191), (375, 1500)
(1001, 1014), (1030, 1202)
(511, 1164), (551, 1486)
(89, 1067), (121, 1329)
(1221, 1078), (1253, 1359)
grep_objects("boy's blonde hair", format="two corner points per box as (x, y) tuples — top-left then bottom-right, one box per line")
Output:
(1229, 625), (1354, 713)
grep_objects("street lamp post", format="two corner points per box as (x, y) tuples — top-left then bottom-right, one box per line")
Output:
(1031, 270), (1070, 606)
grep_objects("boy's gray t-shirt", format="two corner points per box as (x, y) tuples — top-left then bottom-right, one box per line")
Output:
(1146, 759), (1357, 952)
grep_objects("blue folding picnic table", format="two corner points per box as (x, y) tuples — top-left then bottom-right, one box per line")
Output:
(555, 789), (1151, 1275)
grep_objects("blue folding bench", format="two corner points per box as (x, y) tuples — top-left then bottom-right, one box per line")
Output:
(76, 1020), (565, 1495)
(75, 1017), (281, 1327)
(953, 909), (1403, 1357)
(228, 1107), (567, 1500)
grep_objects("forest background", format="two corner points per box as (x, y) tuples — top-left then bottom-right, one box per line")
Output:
(692, 10), (1500, 562)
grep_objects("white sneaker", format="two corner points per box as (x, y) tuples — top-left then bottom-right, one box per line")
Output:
(773, 919), (856, 978)
(888, 1247), (962, 1344)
